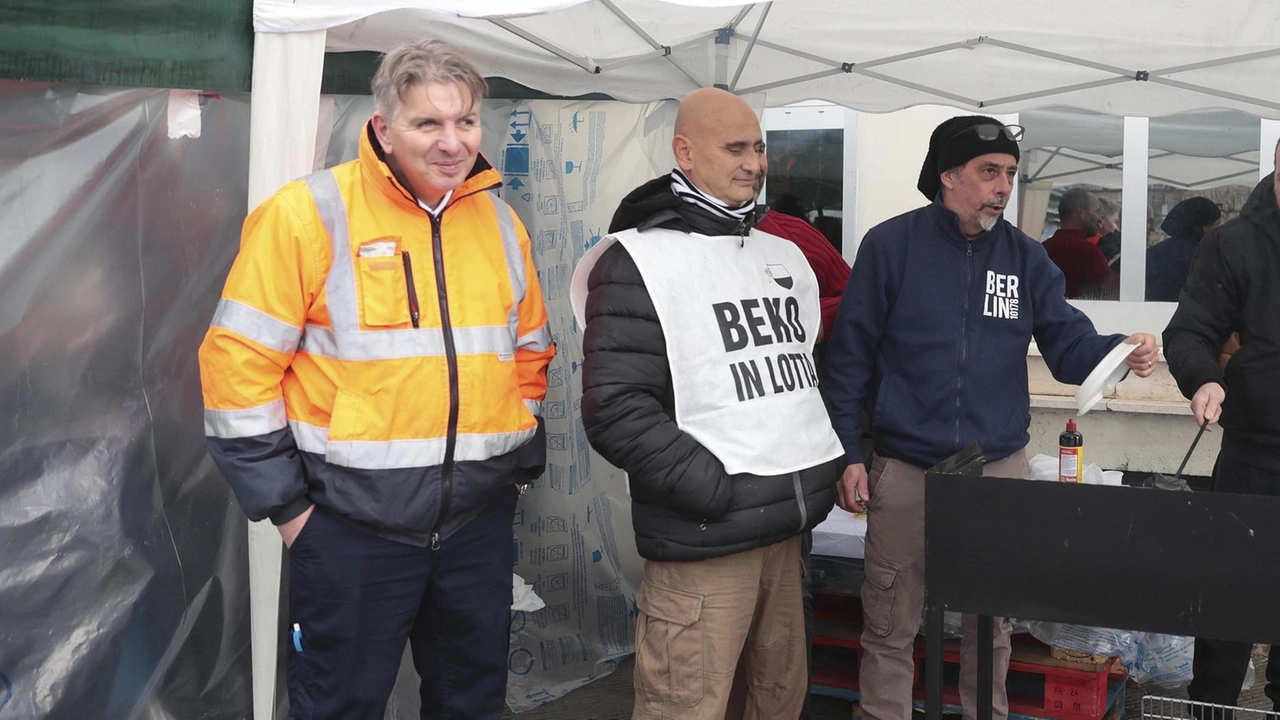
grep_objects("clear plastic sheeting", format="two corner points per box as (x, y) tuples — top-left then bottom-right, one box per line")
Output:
(0, 80), (253, 718)
(1028, 622), (1195, 688)
(486, 98), (666, 713)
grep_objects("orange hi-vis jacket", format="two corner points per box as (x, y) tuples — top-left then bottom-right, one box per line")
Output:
(199, 123), (555, 547)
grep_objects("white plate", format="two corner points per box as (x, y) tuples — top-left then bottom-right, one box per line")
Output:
(1075, 341), (1137, 415)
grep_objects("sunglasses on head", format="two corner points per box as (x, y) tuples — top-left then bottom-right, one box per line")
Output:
(946, 123), (1025, 144)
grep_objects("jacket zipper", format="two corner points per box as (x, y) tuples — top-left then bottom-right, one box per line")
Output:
(402, 251), (421, 329)
(427, 212), (460, 551)
(380, 169), (497, 550)
(955, 242), (973, 450)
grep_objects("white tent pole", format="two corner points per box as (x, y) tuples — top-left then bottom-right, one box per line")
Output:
(984, 38), (1280, 113)
(982, 77), (1131, 108)
(1034, 167), (1118, 184)
(247, 27), (327, 720)
(1120, 117), (1149, 303)
(1027, 147), (1064, 182)
(1219, 153), (1266, 167)
(1185, 168), (1263, 187)
(1148, 78), (1280, 114)
(1262, 120), (1280, 180)
(599, 0), (662, 50)
(854, 39), (978, 69)
(981, 37), (1133, 77)
(594, 47), (676, 72)
(714, 27), (731, 89)
(489, 19), (599, 74)
(729, 2), (772, 92)
(751, 37), (841, 68)
(736, 68), (846, 96)
(588, 4), (708, 88)
(849, 67), (979, 107)
(726, 6), (753, 31)
(667, 55), (708, 89)
(1154, 48), (1280, 78)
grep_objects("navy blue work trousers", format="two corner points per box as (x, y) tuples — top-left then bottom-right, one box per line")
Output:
(285, 487), (518, 720)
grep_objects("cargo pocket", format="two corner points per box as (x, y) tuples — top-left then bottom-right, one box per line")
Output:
(861, 557), (898, 638)
(634, 583), (705, 707)
(357, 253), (410, 328)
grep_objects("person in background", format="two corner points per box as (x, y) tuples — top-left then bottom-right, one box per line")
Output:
(758, 208), (850, 342)
(772, 192), (811, 222)
(1163, 143), (1280, 717)
(1043, 187), (1119, 299)
(1090, 196), (1121, 261)
(1145, 196), (1222, 302)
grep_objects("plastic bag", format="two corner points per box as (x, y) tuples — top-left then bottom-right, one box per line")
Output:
(512, 573), (546, 612)
(1132, 632), (1194, 688)
(1028, 621), (1136, 659)
(1027, 621), (1194, 687)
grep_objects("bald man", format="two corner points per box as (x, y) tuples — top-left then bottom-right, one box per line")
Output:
(571, 88), (844, 719)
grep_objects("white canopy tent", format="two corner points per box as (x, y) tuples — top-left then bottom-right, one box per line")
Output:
(245, 2), (1280, 715)
(1021, 106), (1266, 190)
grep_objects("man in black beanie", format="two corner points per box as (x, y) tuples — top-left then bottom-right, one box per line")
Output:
(825, 115), (1159, 720)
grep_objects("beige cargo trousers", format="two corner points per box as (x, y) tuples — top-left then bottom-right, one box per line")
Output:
(858, 450), (1030, 720)
(631, 534), (807, 720)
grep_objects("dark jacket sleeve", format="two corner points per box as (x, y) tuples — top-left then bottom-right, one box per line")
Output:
(580, 244), (733, 521)
(1163, 230), (1239, 398)
(1028, 245), (1125, 384)
(824, 230), (893, 467)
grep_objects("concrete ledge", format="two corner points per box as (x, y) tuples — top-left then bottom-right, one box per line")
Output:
(1029, 394), (1191, 416)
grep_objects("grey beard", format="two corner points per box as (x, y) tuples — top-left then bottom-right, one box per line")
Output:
(979, 214), (999, 232)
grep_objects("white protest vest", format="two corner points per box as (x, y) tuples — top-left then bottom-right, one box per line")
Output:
(571, 227), (844, 476)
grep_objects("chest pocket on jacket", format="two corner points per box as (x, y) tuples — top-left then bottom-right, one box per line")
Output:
(358, 253), (410, 328)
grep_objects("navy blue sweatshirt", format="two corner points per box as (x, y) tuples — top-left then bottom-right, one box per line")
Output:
(826, 199), (1125, 469)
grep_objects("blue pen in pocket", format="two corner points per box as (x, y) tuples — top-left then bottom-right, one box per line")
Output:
(292, 623), (303, 652)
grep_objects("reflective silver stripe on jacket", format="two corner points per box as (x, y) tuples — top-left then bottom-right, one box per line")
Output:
(518, 324), (553, 353)
(210, 299), (302, 355)
(299, 324), (514, 360)
(204, 399), (287, 438)
(288, 419), (536, 469)
(490, 191), (529, 349)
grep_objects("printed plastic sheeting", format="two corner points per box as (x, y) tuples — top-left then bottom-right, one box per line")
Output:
(322, 96), (673, 715)
(486, 98), (672, 713)
(0, 81), (255, 718)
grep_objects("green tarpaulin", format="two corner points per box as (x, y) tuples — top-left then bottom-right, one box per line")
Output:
(0, 2), (610, 98)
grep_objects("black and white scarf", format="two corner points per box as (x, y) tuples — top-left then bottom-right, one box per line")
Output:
(670, 168), (757, 223)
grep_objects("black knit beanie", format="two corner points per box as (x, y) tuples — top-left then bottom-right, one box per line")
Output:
(1160, 196), (1221, 238)
(917, 115), (1022, 201)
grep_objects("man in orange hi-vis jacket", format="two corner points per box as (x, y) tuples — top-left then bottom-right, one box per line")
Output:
(198, 39), (554, 719)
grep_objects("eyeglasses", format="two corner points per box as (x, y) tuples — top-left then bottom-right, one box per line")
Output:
(945, 123), (1025, 144)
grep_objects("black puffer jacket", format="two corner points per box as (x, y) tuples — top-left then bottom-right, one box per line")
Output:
(580, 176), (842, 562)
(1164, 172), (1280, 468)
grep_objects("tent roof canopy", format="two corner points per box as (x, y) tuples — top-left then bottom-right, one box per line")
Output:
(1020, 106), (1265, 190)
(255, 0), (1280, 118)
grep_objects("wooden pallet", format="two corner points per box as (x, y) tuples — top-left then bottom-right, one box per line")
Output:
(811, 596), (1127, 720)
